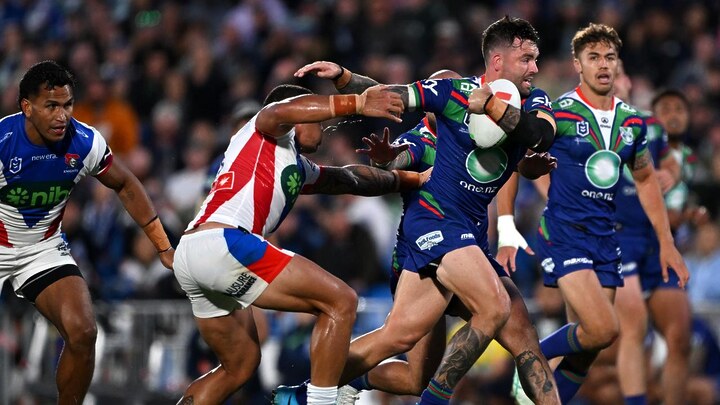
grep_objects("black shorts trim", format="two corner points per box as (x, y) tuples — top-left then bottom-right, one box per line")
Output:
(19, 264), (83, 303)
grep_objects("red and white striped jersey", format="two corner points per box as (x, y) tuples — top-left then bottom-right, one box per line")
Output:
(188, 116), (321, 236)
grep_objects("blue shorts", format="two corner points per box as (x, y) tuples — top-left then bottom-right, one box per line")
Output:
(537, 216), (623, 288)
(395, 203), (507, 291)
(616, 230), (680, 293)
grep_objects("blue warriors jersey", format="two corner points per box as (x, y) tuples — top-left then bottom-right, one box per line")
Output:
(615, 115), (669, 235)
(400, 76), (552, 272)
(542, 88), (647, 237)
(0, 113), (112, 247)
(407, 76), (553, 242)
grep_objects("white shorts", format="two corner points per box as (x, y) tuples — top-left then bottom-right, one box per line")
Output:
(0, 233), (78, 298)
(173, 228), (294, 318)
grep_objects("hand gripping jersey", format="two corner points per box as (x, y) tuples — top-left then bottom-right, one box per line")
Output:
(543, 88), (648, 236)
(0, 113), (112, 247)
(614, 114), (669, 235)
(187, 115), (321, 236)
(406, 76), (553, 240)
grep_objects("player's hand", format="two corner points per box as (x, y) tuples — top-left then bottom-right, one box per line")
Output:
(468, 84), (493, 114)
(656, 168), (676, 193)
(497, 215), (534, 273)
(419, 167), (433, 185)
(689, 206), (710, 226)
(356, 127), (409, 166)
(159, 247), (175, 271)
(360, 85), (403, 122)
(518, 152), (558, 179)
(659, 243), (689, 288)
(294, 61), (342, 79)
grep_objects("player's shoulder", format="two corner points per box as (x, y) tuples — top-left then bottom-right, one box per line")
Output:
(551, 90), (580, 110)
(0, 112), (23, 134)
(524, 86), (553, 113)
(614, 97), (642, 117)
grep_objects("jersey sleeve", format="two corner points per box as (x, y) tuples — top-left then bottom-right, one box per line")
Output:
(523, 87), (554, 116)
(86, 126), (114, 176)
(633, 119), (649, 161)
(299, 155), (322, 190)
(407, 78), (461, 114)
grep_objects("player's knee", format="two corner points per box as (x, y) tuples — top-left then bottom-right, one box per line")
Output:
(487, 289), (512, 329)
(65, 321), (98, 352)
(589, 321), (620, 349)
(330, 286), (358, 322)
(387, 329), (425, 354)
(665, 327), (691, 357)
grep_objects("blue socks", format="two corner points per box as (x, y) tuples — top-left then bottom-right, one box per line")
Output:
(539, 323), (583, 360)
(417, 378), (453, 405)
(554, 358), (587, 404)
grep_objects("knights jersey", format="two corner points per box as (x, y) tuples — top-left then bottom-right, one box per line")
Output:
(0, 113), (113, 247)
(544, 88), (648, 236)
(188, 115), (321, 236)
(614, 114), (669, 235)
(407, 76), (553, 237)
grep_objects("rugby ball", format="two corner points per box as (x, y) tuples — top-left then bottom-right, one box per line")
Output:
(468, 79), (522, 148)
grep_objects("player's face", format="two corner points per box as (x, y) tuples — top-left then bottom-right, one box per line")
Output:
(499, 38), (539, 97)
(653, 95), (689, 138)
(294, 122), (323, 153)
(574, 42), (618, 96)
(22, 84), (74, 145)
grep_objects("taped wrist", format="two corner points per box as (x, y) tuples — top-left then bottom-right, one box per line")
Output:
(333, 66), (353, 90)
(329, 94), (361, 117)
(507, 111), (555, 152)
(392, 169), (421, 191)
(483, 94), (509, 123)
(142, 217), (172, 253)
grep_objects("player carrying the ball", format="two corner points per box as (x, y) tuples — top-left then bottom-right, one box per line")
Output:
(276, 16), (559, 405)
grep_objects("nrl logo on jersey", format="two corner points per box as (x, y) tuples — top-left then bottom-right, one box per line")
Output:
(619, 127), (634, 145)
(576, 122), (589, 137)
(9, 157), (21, 174)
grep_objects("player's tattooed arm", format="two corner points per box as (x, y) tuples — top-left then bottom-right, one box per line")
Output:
(338, 72), (380, 95)
(631, 148), (653, 172)
(303, 165), (397, 196)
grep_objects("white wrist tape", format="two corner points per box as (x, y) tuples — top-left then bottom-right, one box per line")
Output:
(497, 215), (528, 249)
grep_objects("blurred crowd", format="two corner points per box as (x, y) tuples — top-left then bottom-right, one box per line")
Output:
(2, 0), (720, 403)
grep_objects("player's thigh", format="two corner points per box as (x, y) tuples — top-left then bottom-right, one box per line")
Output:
(384, 270), (450, 339)
(647, 288), (691, 346)
(614, 274), (648, 332)
(436, 245), (507, 313)
(558, 269), (617, 329)
(34, 273), (96, 340)
(195, 308), (261, 370)
(253, 254), (356, 314)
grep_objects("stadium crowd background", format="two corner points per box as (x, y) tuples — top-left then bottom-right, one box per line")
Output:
(1, 0), (720, 403)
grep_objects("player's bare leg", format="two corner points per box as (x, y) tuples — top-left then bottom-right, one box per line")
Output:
(34, 275), (97, 405)
(421, 246), (511, 399)
(614, 274), (649, 400)
(340, 270), (451, 385)
(178, 308), (260, 403)
(364, 316), (447, 395)
(256, 254), (358, 388)
(495, 278), (559, 404)
(648, 288), (691, 405)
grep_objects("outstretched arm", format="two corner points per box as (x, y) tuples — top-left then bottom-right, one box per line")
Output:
(96, 159), (174, 270)
(295, 61), (380, 94)
(301, 165), (428, 196)
(256, 87), (403, 137)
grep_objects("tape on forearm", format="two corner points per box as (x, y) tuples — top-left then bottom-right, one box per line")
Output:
(329, 94), (362, 117)
(142, 217), (172, 253)
(392, 169), (422, 191)
(484, 94), (509, 123)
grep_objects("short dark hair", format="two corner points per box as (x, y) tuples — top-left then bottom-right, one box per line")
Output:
(571, 23), (622, 58)
(18, 60), (76, 108)
(481, 16), (539, 62)
(651, 88), (689, 110)
(263, 84), (313, 106)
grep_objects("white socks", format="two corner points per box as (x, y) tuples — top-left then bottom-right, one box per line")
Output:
(306, 383), (338, 405)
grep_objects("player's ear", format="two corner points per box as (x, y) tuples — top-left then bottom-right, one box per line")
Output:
(573, 58), (582, 74)
(20, 99), (31, 116)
